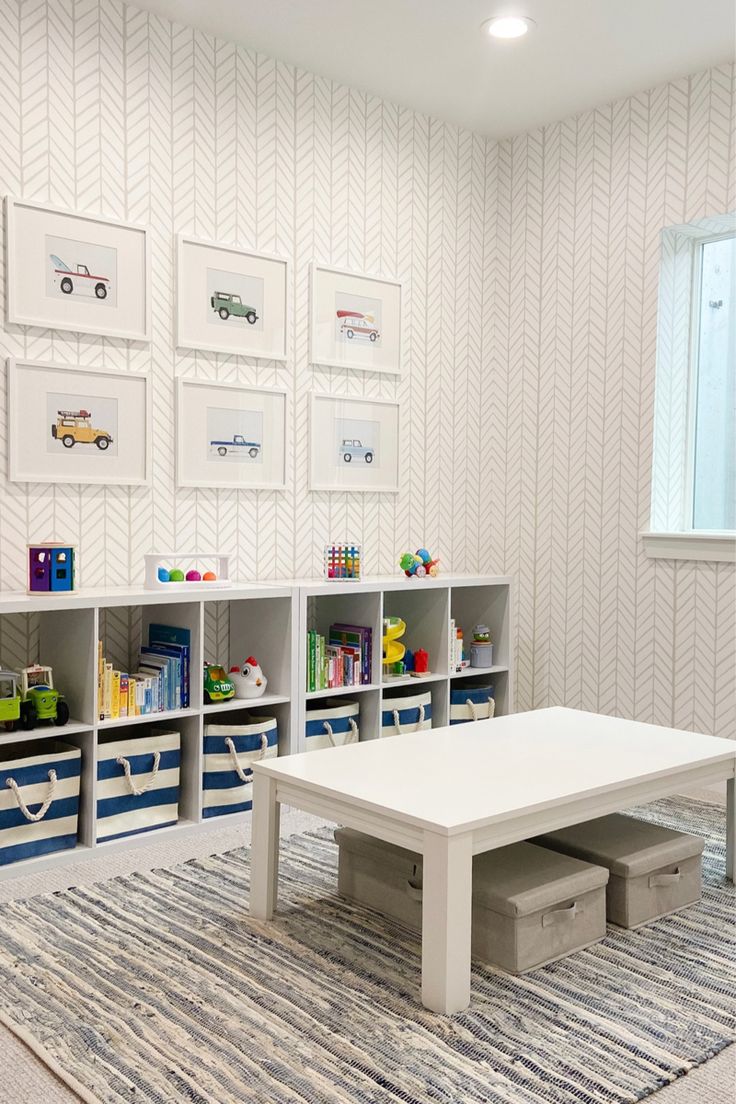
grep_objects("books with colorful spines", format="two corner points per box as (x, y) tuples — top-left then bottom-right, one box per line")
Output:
(119, 674), (129, 718)
(103, 662), (113, 720)
(148, 625), (191, 708)
(110, 670), (121, 720)
(97, 640), (104, 718)
(139, 650), (178, 710)
(140, 647), (180, 710)
(307, 630), (315, 691)
(330, 624), (372, 684)
(128, 676), (137, 716)
(137, 665), (163, 712)
(326, 645), (341, 689)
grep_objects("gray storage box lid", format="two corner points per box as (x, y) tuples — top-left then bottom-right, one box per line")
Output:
(534, 814), (704, 878)
(335, 828), (608, 918)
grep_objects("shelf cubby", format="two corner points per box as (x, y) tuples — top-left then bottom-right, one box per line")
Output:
(382, 585), (450, 680)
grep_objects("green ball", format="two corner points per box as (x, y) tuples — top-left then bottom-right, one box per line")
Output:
(169, 568), (185, 582)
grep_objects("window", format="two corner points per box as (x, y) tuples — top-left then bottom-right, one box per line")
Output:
(691, 236), (735, 530)
(645, 214), (736, 562)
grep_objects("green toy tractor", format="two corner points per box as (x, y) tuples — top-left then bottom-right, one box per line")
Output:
(0, 670), (22, 731)
(19, 665), (70, 730)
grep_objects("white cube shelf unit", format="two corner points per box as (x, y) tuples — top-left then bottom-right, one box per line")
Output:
(0, 582), (297, 881)
(296, 574), (514, 751)
(0, 573), (512, 879)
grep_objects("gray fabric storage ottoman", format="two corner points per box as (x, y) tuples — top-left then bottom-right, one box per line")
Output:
(335, 828), (609, 974)
(533, 813), (704, 929)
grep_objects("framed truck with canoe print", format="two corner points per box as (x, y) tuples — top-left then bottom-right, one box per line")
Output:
(4, 197), (151, 341)
(309, 263), (402, 376)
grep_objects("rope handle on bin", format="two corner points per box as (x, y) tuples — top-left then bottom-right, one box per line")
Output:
(323, 718), (358, 747)
(467, 697), (496, 722)
(225, 734), (268, 783)
(6, 769), (57, 822)
(116, 751), (161, 797)
(392, 702), (425, 736)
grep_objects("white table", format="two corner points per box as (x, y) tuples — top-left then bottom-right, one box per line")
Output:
(250, 707), (736, 1014)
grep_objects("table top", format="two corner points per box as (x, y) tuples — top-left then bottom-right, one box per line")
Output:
(254, 707), (736, 834)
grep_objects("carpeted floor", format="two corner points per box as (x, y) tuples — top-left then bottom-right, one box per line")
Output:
(0, 796), (733, 1104)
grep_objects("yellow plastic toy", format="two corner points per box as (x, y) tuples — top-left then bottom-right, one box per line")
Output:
(383, 616), (406, 672)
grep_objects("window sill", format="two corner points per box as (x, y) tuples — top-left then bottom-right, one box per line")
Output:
(641, 531), (736, 563)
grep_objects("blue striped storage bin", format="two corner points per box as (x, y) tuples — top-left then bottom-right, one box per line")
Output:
(450, 684), (495, 724)
(0, 741), (81, 866)
(97, 729), (180, 843)
(381, 689), (432, 737)
(203, 716), (278, 818)
(305, 700), (359, 752)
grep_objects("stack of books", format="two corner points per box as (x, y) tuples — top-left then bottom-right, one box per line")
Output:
(306, 622), (372, 692)
(98, 623), (191, 720)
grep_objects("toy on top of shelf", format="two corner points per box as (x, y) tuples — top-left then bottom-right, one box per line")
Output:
(413, 648), (430, 674)
(28, 543), (76, 594)
(18, 665), (70, 730)
(0, 671), (22, 731)
(229, 657), (268, 699)
(203, 663), (235, 704)
(324, 543), (362, 581)
(399, 547), (440, 579)
(470, 624), (494, 668)
(144, 553), (232, 591)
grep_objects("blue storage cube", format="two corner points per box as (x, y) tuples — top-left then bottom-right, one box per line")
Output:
(450, 684), (495, 724)
(381, 689), (432, 737)
(305, 699), (359, 752)
(203, 715), (278, 817)
(0, 741), (81, 865)
(97, 728), (180, 842)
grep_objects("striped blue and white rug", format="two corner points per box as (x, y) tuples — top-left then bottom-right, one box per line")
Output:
(0, 797), (733, 1104)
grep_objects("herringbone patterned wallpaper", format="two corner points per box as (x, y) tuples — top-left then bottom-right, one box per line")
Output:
(484, 65), (736, 739)
(0, 0), (487, 593)
(0, 0), (733, 740)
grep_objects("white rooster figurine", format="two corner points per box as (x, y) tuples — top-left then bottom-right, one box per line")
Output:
(229, 657), (268, 699)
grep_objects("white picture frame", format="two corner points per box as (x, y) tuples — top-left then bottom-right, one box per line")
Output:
(5, 196), (151, 341)
(309, 392), (400, 493)
(176, 235), (288, 361)
(7, 358), (151, 486)
(176, 377), (288, 490)
(309, 263), (402, 376)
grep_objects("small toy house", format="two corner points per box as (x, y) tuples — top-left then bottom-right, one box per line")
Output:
(28, 543), (76, 593)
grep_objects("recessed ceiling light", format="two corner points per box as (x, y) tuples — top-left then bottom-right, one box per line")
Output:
(482, 15), (535, 39)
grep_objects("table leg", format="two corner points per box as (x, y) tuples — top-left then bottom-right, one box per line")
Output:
(250, 772), (280, 919)
(727, 776), (735, 883)
(421, 830), (473, 1015)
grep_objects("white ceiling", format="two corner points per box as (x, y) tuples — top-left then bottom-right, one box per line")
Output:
(136, 0), (736, 138)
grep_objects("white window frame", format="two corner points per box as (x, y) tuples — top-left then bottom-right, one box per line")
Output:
(643, 214), (736, 563)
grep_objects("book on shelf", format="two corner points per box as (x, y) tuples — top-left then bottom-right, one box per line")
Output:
(97, 622), (190, 720)
(305, 623), (373, 692)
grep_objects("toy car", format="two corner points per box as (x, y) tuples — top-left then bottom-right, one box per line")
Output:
(49, 254), (111, 299)
(18, 665), (70, 730)
(210, 292), (258, 323)
(51, 409), (113, 450)
(340, 439), (374, 463)
(203, 662), (235, 703)
(0, 670), (22, 731)
(209, 435), (261, 459)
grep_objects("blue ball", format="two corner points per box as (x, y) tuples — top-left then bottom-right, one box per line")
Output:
(157, 566), (170, 583)
(416, 548), (431, 564)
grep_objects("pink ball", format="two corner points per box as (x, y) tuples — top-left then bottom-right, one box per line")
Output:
(186, 569), (201, 582)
